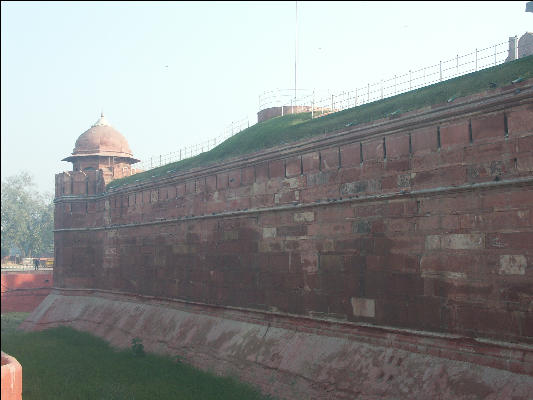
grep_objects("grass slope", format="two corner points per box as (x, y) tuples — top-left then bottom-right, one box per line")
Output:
(1, 313), (272, 400)
(108, 55), (533, 189)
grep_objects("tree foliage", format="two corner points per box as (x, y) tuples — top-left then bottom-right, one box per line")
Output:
(1, 172), (54, 258)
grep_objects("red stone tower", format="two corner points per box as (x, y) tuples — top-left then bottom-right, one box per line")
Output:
(62, 113), (140, 184)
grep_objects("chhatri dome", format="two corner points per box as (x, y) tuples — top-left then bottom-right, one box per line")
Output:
(63, 113), (140, 183)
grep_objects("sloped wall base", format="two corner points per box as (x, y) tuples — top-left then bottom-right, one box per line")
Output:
(21, 290), (533, 400)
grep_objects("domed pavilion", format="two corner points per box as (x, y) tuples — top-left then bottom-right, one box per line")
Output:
(62, 113), (140, 183)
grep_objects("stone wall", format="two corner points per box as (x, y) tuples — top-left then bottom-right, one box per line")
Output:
(1, 272), (54, 312)
(53, 82), (533, 344)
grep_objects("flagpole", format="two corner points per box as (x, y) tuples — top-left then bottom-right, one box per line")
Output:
(294, 1), (298, 103)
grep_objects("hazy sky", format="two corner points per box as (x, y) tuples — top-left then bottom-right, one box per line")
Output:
(1, 1), (531, 194)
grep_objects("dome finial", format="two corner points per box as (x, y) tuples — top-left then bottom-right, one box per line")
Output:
(93, 112), (110, 127)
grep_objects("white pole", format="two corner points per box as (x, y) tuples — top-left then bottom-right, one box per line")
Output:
(312, 90), (314, 118)
(294, 1), (298, 103)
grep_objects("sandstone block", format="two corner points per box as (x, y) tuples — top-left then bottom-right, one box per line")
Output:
(363, 139), (384, 161)
(425, 234), (484, 250)
(386, 133), (410, 159)
(269, 159), (285, 178)
(302, 152), (320, 173)
(508, 104), (533, 137)
(320, 147), (339, 170)
(411, 126), (437, 154)
(340, 142), (361, 167)
(499, 255), (527, 275)
(285, 156), (301, 177)
(440, 121), (469, 148)
(263, 227), (277, 238)
(471, 113), (505, 142)
(350, 297), (375, 318)
(294, 212), (314, 223)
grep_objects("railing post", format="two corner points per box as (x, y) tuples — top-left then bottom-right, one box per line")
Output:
(494, 44), (497, 66)
(456, 54), (459, 74)
(380, 80), (383, 99)
(331, 94), (334, 111)
(475, 48), (478, 71)
(394, 75), (397, 95)
(409, 70), (412, 90)
(367, 83), (370, 103)
(160, 154), (162, 167)
(354, 87), (357, 106)
(311, 91), (314, 118)
(439, 61), (442, 82)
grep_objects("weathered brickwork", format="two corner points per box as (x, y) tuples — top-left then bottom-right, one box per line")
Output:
(54, 83), (533, 343)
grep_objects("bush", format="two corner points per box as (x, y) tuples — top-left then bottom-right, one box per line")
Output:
(131, 337), (145, 357)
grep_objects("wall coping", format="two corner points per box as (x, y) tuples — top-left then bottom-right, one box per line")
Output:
(54, 175), (533, 230)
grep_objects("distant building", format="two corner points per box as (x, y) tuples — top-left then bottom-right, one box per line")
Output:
(505, 32), (533, 62)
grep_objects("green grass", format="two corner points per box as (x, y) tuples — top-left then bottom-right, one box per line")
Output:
(1, 313), (272, 400)
(108, 55), (533, 189)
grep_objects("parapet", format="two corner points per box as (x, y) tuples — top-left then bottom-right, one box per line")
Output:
(55, 170), (105, 198)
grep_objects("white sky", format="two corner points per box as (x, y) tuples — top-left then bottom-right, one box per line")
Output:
(1, 1), (531, 194)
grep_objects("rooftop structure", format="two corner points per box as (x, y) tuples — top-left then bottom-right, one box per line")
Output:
(62, 113), (140, 183)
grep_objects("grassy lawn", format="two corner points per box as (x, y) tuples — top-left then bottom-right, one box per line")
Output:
(1, 313), (272, 400)
(107, 55), (533, 189)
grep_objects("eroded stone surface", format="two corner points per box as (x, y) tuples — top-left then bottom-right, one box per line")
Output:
(21, 292), (533, 400)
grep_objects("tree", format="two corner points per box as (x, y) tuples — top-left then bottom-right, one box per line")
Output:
(1, 172), (54, 258)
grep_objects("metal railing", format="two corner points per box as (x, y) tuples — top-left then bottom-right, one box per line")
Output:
(259, 40), (514, 117)
(136, 38), (525, 172)
(135, 116), (250, 171)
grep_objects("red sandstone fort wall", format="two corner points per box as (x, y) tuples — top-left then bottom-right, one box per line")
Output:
(53, 83), (533, 344)
(1, 272), (54, 313)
